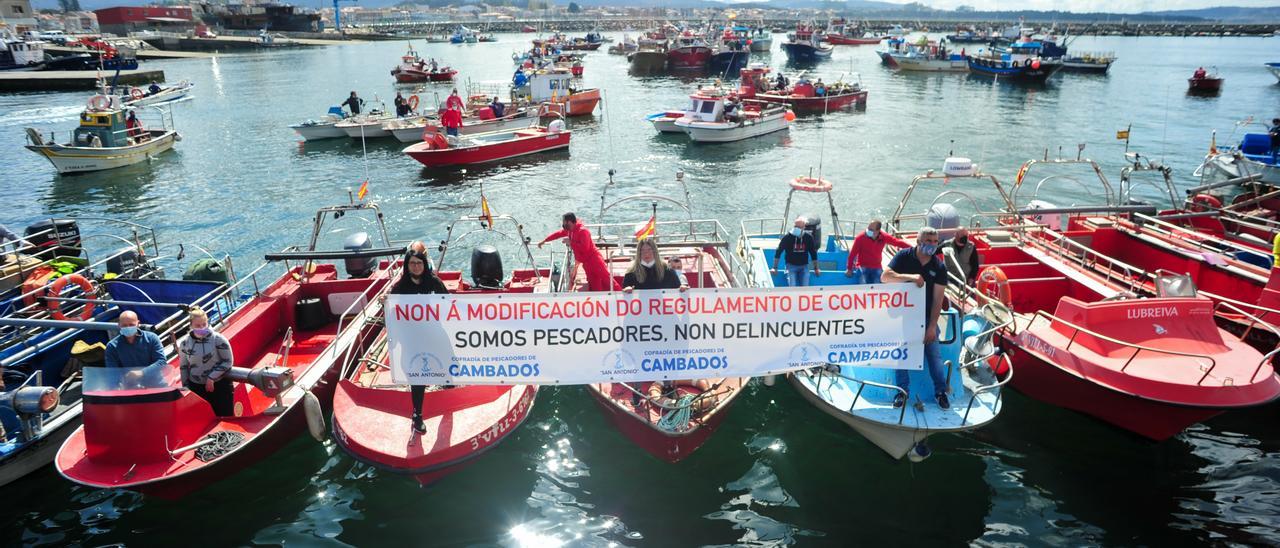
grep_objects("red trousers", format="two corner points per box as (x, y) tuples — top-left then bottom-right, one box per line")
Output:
(581, 259), (618, 292)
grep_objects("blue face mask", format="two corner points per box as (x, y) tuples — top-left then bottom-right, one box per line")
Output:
(920, 243), (938, 255)
(866, 229), (878, 238)
(791, 227), (803, 237)
(193, 328), (212, 338)
(120, 326), (140, 337)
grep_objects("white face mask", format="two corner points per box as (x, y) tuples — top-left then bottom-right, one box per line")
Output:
(641, 259), (656, 268)
(791, 227), (803, 237)
(866, 229), (878, 238)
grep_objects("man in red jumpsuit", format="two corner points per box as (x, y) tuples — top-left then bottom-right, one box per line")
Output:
(538, 212), (618, 291)
(445, 88), (465, 111)
(441, 105), (463, 136)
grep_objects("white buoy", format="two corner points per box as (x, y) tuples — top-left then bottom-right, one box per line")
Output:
(303, 390), (326, 442)
(762, 374), (776, 387)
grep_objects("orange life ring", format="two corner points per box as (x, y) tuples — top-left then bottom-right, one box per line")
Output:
(21, 266), (58, 309)
(130, 87), (144, 100)
(407, 94), (419, 111)
(46, 273), (95, 321)
(976, 266), (1012, 307)
(789, 176), (833, 193)
(1188, 193), (1223, 213)
(430, 133), (449, 149)
(88, 94), (111, 111)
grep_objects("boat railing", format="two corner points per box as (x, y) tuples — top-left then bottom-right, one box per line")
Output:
(1132, 212), (1275, 260)
(1030, 226), (1151, 295)
(806, 366), (909, 424)
(889, 171), (1016, 234)
(1207, 299), (1280, 355)
(1024, 310), (1224, 385)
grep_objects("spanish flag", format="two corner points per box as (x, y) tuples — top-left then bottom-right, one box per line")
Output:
(480, 193), (494, 230)
(1209, 131), (1218, 155)
(1116, 129), (1129, 140)
(634, 215), (656, 239)
(1014, 162), (1030, 186)
(356, 180), (369, 201)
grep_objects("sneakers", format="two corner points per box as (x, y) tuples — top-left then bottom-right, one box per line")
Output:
(936, 393), (949, 410)
(892, 393), (907, 409)
(411, 412), (427, 434)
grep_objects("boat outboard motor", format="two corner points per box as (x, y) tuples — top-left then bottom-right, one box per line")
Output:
(0, 385), (59, 442)
(799, 214), (823, 251)
(1023, 200), (1061, 231)
(925, 203), (960, 233)
(24, 219), (82, 259)
(228, 366), (295, 412)
(105, 246), (151, 278)
(342, 231), (375, 279)
(471, 245), (504, 289)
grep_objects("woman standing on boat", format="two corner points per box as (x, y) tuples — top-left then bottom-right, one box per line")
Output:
(621, 237), (688, 292)
(389, 242), (450, 434)
(179, 307), (235, 417)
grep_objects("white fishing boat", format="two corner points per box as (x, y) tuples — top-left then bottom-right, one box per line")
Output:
(672, 88), (791, 143)
(24, 96), (179, 174)
(879, 38), (967, 72)
(105, 80), (195, 108)
(1267, 62), (1280, 84)
(383, 108), (539, 143)
(290, 107), (349, 141)
(335, 112), (396, 139)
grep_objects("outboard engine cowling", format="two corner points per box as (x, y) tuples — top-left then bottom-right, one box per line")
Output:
(106, 247), (142, 278)
(471, 245), (504, 289)
(24, 219), (81, 258)
(342, 231), (375, 278)
(925, 204), (960, 231)
(799, 214), (823, 252)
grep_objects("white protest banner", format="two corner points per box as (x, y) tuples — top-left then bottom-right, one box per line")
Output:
(387, 285), (925, 385)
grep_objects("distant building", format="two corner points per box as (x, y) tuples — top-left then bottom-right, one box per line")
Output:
(200, 3), (321, 33)
(63, 12), (99, 33)
(94, 6), (195, 35)
(1, 0), (38, 34)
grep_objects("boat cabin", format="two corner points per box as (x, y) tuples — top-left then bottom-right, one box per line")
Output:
(682, 90), (732, 123)
(2, 37), (44, 68)
(73, 108), (136, 148)
(514, 68), (576, 102)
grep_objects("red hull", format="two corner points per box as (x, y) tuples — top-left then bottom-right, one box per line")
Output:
(587, 384), (735, 463)
(1005, 333), (1223, 440)
(403, 128), (570, 167)
(333, 382), (537, 485)
(559, 42), (602, 51)
(1188, 77), (1223, 91)
(393, 68), (456, 84)
(667, 47), (712, 70)
(757, 90), (868, 112)
(825, 34), (882, 45)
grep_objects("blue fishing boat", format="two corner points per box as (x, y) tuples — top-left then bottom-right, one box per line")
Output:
(965, 41), (1062, 83)
(708, 26), (751, 75)
(1199, 131), (1280, 185)
(780, 23), (833, 63)
(0, 218), (241, 487)
(1267, 62), (1280, 84)
(736, 172), (1010, 461)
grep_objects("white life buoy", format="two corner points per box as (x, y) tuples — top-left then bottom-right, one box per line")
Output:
(303, 390), (326, 442)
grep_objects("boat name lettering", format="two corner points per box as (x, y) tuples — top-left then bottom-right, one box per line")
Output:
(1126, 306), (1179, 319)
(641, 355), (729, 372)
(828, 347), (909, 364)
(1021, 333), (1056, 358)
(448, 363), (541, 378)
(470, 389), (534, 451)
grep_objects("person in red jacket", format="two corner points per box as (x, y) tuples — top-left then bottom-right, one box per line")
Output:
(445, 88), (465, 111)
(844, 220), (910, 284)
(538, 212), (618, 291)
(441, 104), (463, 136)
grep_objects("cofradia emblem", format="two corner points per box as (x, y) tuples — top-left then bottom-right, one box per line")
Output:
(789, 343), (824, 368)
(601, 349), (638, 374)
(410, 352), (445, 377)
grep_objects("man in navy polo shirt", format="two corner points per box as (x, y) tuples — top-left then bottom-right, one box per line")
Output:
(883, 226), (950, 409)
(104, 310), (166, 370)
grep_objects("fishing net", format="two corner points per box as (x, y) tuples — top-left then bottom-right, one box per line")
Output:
(194, 431), (245, 462)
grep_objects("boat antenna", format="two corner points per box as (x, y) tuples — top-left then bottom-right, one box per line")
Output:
(948, 139), (954, 158)
(601, 89), (617, 172)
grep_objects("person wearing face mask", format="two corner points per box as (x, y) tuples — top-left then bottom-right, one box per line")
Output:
(622, 237), (688, 292)
(844, 219), (910, 284)
(104, 310), (166, 370)
(179, 307), (235, 416)
(390, 241), (450, 434)
(882, 226), (950, 410)
(772, 217), (820, 287)
(539, 212), (619, 292)
(942, 228), (980, 286)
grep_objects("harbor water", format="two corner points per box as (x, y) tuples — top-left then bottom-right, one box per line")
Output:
(2, 34), (1279, 546)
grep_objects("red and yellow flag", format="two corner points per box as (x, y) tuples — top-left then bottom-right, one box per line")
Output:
(634, 216), (656, 239)
(1209, 132), (1218, 155)
(356, 180), (369, 200)
(1014, 162), (1030, 186)
(480, 193), (494, 230)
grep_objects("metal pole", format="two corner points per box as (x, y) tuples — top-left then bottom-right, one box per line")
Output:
(1184, 173), (1263, 195)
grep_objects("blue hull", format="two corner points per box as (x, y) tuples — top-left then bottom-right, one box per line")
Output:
(966, 59), (1061, 83)
(781, 43), (832, 62)
(709, 51), (749, 74)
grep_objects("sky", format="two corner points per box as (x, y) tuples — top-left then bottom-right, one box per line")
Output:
(916, 0), (1275, 12)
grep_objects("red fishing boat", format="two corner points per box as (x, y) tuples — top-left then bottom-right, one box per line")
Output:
(738, 64), (868, 113)
(332, 211), (545, 485)
(1188, 67), (1223, 93)
(666, 32), (712, 70)
(888, 163), (1280, 440)
(55, 201), (403, 499)
(823, 18), (883, 45)
(390, 45), (456, 83)
(513, 69), (600, 117)
(403, 124), (570, 168)
(556, 173), (749, 462)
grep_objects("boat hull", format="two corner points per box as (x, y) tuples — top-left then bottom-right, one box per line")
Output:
(667, 47), (711, 70)
(757, 90), (867, 112)
(542, 89), (600, 117)
(749, 38), (772, 52)
(1061, 59), (1113, 73)
(708, 51), (749, 74)
(825, 35), (881, 45)
(1268, 63), (1280, 84)
(403, 129), (570, 167)
(789, 373), (924, 459)
(1188, 77), (1223, 92)
(966, 59), (1062, 82)
(122, 83), (193, 107)
(885, 52), (968, 72)
(387, 112), (539, 143)
(291, 122), (346, 141)
(587, 383), (739, 463)
(629, 51), (667, 73)
(26, 130), (178, 174)
(0, 406), (81, 488)
(781, 43), (833, 62)
(676, 112), (789, 143)
(338, 121), (393, 139)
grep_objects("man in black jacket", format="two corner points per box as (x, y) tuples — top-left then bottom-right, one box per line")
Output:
(772, 218), (820, 286)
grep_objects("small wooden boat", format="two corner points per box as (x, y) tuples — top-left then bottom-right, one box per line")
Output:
(740, 64), (867, 112)
(559, 174), (749, 462)
(824, 18), (883, 45)
(390, 46), (456, 83)
(55, 201), (403, 499)
(780, 23), (833, 62)
(403, 124), (570, 167)
(1188, 67), (1223, 92)
(24, 96), (179, 175)
(332, 211), (546, 485)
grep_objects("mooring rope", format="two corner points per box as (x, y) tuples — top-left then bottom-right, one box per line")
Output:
(194, 430), (245, 462)
(657, 394), (697, 433)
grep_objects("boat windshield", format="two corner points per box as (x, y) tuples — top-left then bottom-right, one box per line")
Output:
(82, 362), (180, 394)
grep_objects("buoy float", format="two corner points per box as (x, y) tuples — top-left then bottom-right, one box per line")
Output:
(47, 273), (95, 321)
(304, 390), (326, 442)
(789, 176), (833, 193)
(130, 87), (144, 100)
(1031, 59), (1041, 70)
(407, 94), (419, 111)
(976, 266), (1012, 307)
(783, 109), (796, 122)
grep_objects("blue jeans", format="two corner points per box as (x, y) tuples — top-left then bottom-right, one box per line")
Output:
(446, 127), (459, 136)
(858, 268), (882, 284)
(896, 329), (947, 397)
(786, 264), (810, 287)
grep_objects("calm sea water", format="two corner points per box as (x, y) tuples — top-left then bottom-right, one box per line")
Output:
(2, 33), (1280, 547)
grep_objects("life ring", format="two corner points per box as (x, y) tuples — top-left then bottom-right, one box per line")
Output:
(430, 132), (449, 149)
(407, 94), (419, 111)
(130, 87), (144, 100)
(789, 176), (833, 193)
(1024, 59), (1032, 67)
(47, 273), (95, 321)
(88, 94), (111, 110)
(21, 266), (58, 309)
(976, 266), (1012, 307)
(1188, 193), (1223, 212)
